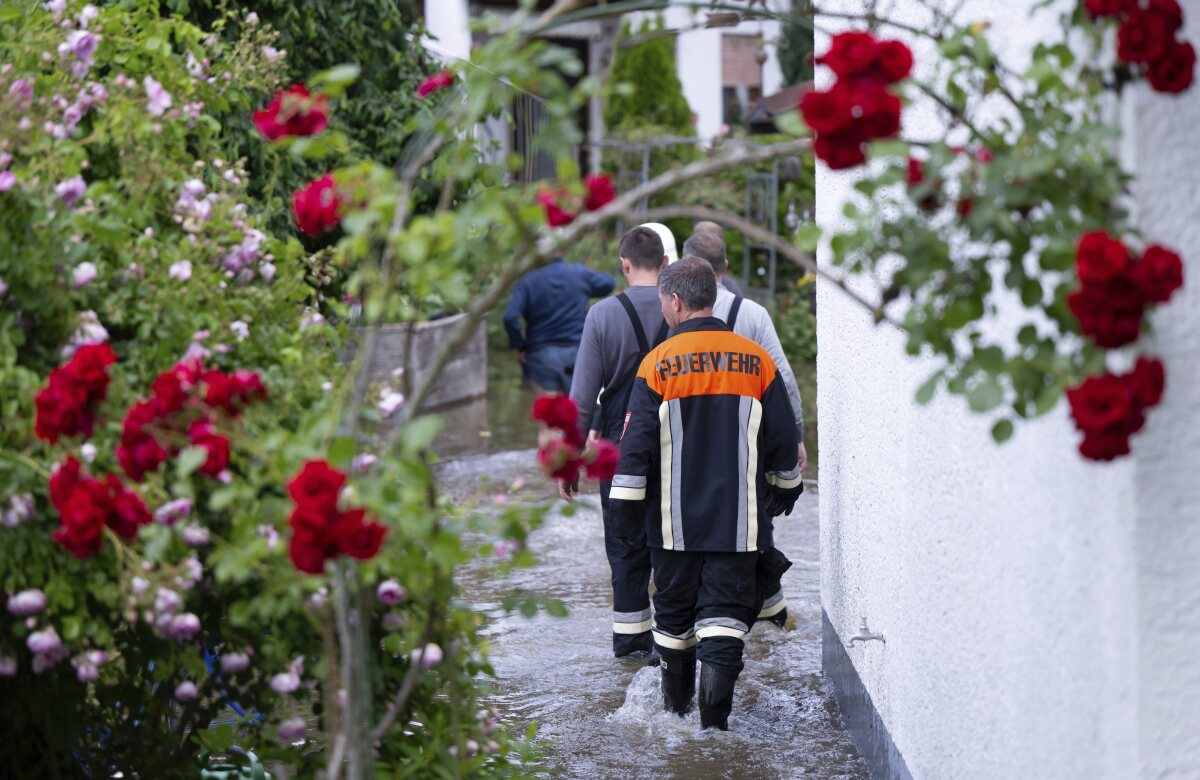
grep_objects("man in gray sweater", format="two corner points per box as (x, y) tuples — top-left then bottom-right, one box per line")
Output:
(561, 225), (669, 657)
(681, 229), (808, 629)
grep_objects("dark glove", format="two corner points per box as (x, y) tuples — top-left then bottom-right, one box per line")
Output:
(764, 484), (802, 518)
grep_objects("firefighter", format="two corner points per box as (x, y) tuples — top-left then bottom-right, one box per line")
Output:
(608, 258), (803, 730)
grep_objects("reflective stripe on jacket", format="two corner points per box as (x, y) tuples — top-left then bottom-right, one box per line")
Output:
(609, 317), (801, 553)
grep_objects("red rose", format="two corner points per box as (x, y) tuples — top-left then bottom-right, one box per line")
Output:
(956, 197), (975, 219)
(332, 508), (388, 560)
(50, 457), (83, 511)
(1117, 11), (1172, 64)
(1075, 231), (1131, 286)
(855, 85), (902, 139)
(906, 157), (925, 186)
(1125, 356), (1165, 408)
(188, 421), (230, 477)
(1078, 427), (1133, 461)
(117, 432), (169, 482)
(34, 374), (91, 443)
(118, 399), (169, 481)
(232, 370), (267, 405)
(65, 343), (116, 399)
(799, 85), (856, 135)
(289, 504), (335, 539)
(813, 131), (867, 170)
(584, 174), (616, 212)
(252, 84), (329, 141)
(289, 535), (329, 575)
(874, 40), (914, 83)
(103, 474), (151, 539)
(817, 32), (880, 79)
(1067, 373), (1135, 432)
(417, 70), (454, 98)
(537, 188), (576, 227)
(1146, 0), (1184, 31)
(1067, 287), (1144, 348)
(292, 174), (341, 236)
(531, 393), (578, 431)
(1148, 40), (1196, 93)
(585, 439), (620, 481)
(53, 480), (109, 559)
(1084, 0), (1134, 17)
(1134, 244), (1184, 303)
(152, 368), (191, 414)
(288, 460), (346, 516)
(538, 439), (582, 482)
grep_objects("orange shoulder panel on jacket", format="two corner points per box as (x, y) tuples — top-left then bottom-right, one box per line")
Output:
(637, 330), (777, 401)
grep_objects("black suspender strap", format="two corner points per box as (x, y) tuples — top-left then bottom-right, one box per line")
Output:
(652, 319), (669, 347)
(726, 295), (744, 331)
(599, 292), (662, 407)
(616, 291), (651, 353)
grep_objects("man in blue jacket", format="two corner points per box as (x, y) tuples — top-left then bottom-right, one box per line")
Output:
(503, 257), (615, 394)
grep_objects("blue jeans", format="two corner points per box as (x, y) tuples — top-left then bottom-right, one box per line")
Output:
(524, 344), (578, 394)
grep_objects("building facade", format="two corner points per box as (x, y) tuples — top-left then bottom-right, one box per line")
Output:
(419, 0), (791, 177)
(816, 1), (1200, 777)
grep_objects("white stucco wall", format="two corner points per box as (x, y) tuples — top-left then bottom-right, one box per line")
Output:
(1128, 3), (1200, 773)
(813, 0), (1200, 777)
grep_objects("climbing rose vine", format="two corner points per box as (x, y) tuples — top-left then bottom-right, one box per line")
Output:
(800, 4), (1192, 462)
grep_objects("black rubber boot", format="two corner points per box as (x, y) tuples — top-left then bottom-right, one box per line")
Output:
(758, 606), (788, 630)
(660, 652), (696, 715)
(698, 662), (737, 730)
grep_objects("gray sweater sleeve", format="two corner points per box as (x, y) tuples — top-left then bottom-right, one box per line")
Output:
(568, 304), (605, 439)
(740, 303), (805, 440)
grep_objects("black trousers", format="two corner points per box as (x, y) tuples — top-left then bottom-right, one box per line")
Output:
(650, 547), (757, 677)
(600, 482), (653, 656)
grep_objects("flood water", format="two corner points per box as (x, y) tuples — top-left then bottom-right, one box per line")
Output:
(442, 449), (867, 780)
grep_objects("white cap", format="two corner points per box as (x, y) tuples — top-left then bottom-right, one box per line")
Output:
(638, 222), (679, 265)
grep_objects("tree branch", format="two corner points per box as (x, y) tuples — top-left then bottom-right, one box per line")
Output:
(402, 140), (814, 416)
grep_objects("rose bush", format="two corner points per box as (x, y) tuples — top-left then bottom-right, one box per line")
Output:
(0, 1), (551, 775)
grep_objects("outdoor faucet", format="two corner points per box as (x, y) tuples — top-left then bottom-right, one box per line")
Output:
(846, 617), (885, 648)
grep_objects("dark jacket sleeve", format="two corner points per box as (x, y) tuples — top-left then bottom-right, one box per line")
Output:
(607, 374), (661, 543)
(760, 374), (803, 505)
(586, 268), (616, 298)
(502, 280), (528, 351)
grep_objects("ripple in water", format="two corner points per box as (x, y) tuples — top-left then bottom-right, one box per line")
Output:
(449, 451), (867, 779)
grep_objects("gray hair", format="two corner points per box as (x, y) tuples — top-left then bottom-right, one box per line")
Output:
(681, 231), (727, 277)
(658, 257), (717, 312)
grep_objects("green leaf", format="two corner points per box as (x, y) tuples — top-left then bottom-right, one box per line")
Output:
(967, 378), (1005, 412)
(975, 346), (1006, 374)
(773, 109), (808, 138)
(402, 415), (444, 453)
(915, 372), (942, 405)
(0, 6), (22, 21)
(794, 223), (821, 253)
(176, 446), (208, 479)
(943, 297), (983, 329)
(991, 419), (1015, 443)
(328, 436), (357, 468)
(311, 64), (361, 95)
